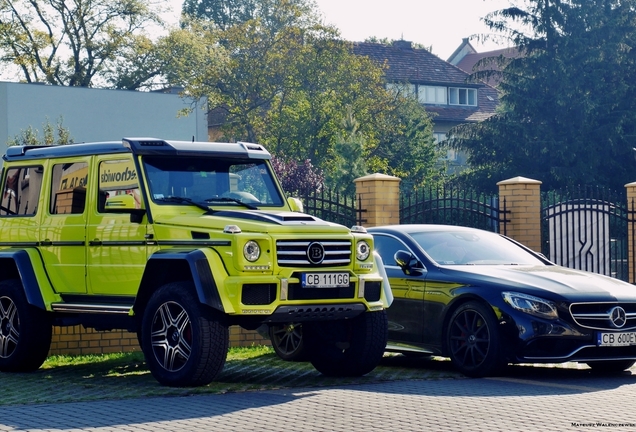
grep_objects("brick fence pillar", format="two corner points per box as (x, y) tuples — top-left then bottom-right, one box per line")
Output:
(354, 173), (401, 227)
(497, 176), (542, 252)
(625, 182), (636, 283)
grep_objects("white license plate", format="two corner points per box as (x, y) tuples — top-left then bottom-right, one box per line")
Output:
(301, 272), (350, 288)
(597, 332), (636, 347)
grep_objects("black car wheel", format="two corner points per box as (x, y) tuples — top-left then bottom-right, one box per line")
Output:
(269, 323), (308, 361)
(305, 310), (388, 377)
(586, 360), (636, 374)
(446, 301), (504, 377)
(0, 279), (51, 372)
(141, 282), (228, 387)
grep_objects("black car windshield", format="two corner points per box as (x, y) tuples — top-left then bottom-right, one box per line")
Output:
(410, 230), (545, 266)
(142, 156), (284, 208)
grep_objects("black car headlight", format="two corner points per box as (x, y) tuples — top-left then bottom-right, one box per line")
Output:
(502, 292), (558, 320)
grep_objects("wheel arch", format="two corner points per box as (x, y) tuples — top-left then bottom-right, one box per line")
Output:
(0, 249), (51, 310)
(133, 249), (225, 319)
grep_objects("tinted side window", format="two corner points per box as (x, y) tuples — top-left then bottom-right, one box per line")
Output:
(50, 162), (88, 214)
(372, 234), (409, 267)
(0, 166), (43, 216)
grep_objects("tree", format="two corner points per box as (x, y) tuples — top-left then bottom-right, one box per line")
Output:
(0, 0), (161, 87)
(6, 116), (72, 146)
(271, 155), (324, 194)
(450, 0), (636, 192)
(181, 0), (312, 31)
(324, 109), (368, 196)
(176, 0), (440, 191)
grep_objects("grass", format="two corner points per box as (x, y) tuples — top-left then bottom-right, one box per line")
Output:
(0, 347), (462, 406)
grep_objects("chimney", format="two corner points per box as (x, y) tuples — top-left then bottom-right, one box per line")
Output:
(392, 40), (412, 50)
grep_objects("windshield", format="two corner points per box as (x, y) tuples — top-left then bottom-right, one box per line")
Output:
(142, 156), (284, 208)
(410, 230), (545, 266)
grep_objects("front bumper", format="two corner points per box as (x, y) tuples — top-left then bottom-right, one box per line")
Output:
(503, 311), (636, 363)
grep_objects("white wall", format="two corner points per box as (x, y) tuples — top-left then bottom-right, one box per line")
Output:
(0, 82), (207, 150)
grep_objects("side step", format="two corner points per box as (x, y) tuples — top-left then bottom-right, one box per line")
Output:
(50, 303), (132, 315)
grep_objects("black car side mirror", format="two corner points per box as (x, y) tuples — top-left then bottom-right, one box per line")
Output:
(394, 250), (424, 275)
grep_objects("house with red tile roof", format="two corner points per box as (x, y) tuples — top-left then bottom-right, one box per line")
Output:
(448, 38), (519, 86)
(353, 40), (500, 171)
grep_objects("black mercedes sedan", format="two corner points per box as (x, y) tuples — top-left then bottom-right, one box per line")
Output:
(369, 224), (636, 377)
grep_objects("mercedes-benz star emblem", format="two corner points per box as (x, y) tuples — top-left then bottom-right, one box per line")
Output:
(307, 242), (325, 265)
(609, 306), (627, 328)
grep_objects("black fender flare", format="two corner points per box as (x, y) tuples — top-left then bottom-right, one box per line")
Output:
(0, 249), (46, 310)
(136, 249), (224, 313)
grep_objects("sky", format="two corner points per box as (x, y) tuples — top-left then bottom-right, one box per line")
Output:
(164, 0), (514, 60)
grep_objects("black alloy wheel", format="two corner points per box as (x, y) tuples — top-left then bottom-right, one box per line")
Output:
(150, 300), (193, 373)
(447, 301), (504, 377)
(269, 323), (308, 361)
(142, 282), (229, 387)
(0, 279), (51, 372)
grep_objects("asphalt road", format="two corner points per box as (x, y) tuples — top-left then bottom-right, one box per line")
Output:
(1, 363), (636, 432)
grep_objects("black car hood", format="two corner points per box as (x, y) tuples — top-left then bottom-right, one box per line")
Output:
(440, 265), (636, 302)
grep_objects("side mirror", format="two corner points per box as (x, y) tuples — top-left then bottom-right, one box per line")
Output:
(394, 250), (424, 275)
(105, 194), (136, 210)
(287, 197), (304, 212)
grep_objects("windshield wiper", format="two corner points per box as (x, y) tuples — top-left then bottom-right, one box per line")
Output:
(205, 197), (259, 210)
(155, 196), (213, 212)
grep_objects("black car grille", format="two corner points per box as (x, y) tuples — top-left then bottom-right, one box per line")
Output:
(570, 302), (636, 331)
(276, 240), (351, 267)
(242, 284), (277, 305)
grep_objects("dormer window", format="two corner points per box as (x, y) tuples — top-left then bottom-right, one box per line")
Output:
(386, 83), (417, 99)
(419, 86), (447, 104)
(387, 82), (479, 107)
(449, 87), (477, 106)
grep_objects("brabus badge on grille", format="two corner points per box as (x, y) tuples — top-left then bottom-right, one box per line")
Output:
(609, 306), (627, 328)
(307, 242), (325, 264)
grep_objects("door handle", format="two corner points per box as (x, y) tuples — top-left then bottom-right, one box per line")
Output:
(89, 240), (102, 246)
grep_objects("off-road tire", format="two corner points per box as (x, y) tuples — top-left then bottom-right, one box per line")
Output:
(446, 301), (504, 377)
(305, 310), (388, 377)
(0, 279), (52, 372)
(141, 281), (229, 387)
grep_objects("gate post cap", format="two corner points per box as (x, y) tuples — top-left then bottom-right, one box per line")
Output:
(497, 176), (542, 186)
(354, 173), (401, 183)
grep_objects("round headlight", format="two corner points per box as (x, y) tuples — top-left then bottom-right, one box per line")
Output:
(243, 240), (260, 262)
(356, 240), (371, 261)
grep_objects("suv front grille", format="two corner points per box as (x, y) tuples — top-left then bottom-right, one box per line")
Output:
(570, 302), (636, 331)
(276, 240), (351, 267)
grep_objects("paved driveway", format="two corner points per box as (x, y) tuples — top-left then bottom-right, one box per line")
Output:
(1, 365), (636, 432)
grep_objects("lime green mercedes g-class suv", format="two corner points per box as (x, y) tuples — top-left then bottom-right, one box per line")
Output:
(0, 138), (389, 386)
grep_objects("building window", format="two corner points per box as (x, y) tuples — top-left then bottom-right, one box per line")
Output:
(433, 133), (457, 161)
(386, 83), (417, 99)
(419, 86), (447, 104)
(449, 87), (477, 106)
(433, 132), (446, 143)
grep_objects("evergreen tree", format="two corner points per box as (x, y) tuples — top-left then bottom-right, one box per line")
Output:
(451, 0), (636, 192)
